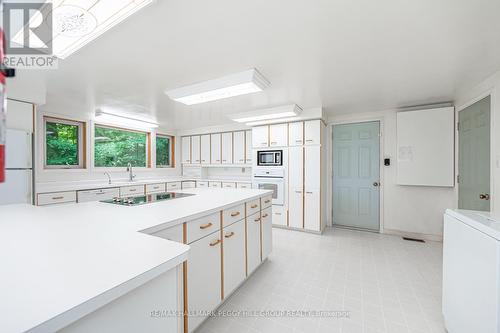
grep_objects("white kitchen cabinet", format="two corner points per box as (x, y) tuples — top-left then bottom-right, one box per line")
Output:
(237, 182), (252, 189)
(145, 183), (166, 194)
(288, 122), (304, 146)
(269, 123), (288, 147)
(222, 182), (236, 189)
(187, 212), (221, 244)
(304, 146), (321, 190)
(209, 181), (222, 188)
(252, 126), (269, 148)
(223, 203), (245, 227)
(304, 189), (320, 232)
(166, 182), (181, 191)
(261, 207), (272, 260)
(288, 189), (303, 229)
(120, 185), (145, 197)
(197, 181), (208, 188)
(37, 191), (77, 206)
(222, 220), (246, 298)
(221, 132), (233, 164)
(181, 136), (191, 164)
(77, 188), (120, 203)
(182, 181), (196, 189)
(233, 131), (246, 164)
(191, 135), (201, 164)
(288, 146), (303, 189)
(246, 212), (261, 274)
(187, 232), (222, 332)
(200, 135), (211, 164)
(210, 133), (221, 164)
(304, 120), (321, 145)
(245, 130), (252, 164)
(272, 205), (287, 226)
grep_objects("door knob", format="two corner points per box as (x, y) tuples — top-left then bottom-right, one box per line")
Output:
(479, 194), (490, 200)
(373, 182), (380, 187)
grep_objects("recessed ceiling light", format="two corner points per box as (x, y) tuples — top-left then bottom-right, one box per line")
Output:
(229, 104), (303, 124)
(165, 69), (270, 105)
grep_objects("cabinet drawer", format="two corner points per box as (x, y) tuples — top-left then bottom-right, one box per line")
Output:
(182, 181), (196, 189)
(222, 182), (236, 189)
(261, 195), (272, 209)
(152, 224), (183, 243)
(209, 181), (221, 188)
(222, 203), (245, 227)
(197, 181), (208, 188)
(187, 212), (221, 244)
(120, 185), (145, 196)
(38, 191), (77, 206)
(77, 188), (119, 203)
(145, 183), (165, 194)
(246, 199), (260, 217)
(166, 182), (181, 191)
(237, 182), (252, 189)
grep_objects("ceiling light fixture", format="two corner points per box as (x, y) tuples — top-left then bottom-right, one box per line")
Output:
(95, 109), (159, 129)
(165, 69), (270, 105)
(229, 104), (302, 124)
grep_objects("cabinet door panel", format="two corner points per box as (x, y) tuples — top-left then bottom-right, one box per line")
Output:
(211, 133), (221, 164)
(245, 131), (253, 164)
(191, 136), (201, 164)
(221, 132), (233, 164)
(289, 146), (303, 189)
(223, 220), (246, 297)
(187, 233), (222, 332)
(304, 189), (320, 232)
(181, 137), (191, 164)
(252, 126), (268, 148)
(200, 135), (211, 164)
(233, 131), (245, 164)
(261, 207), (272, 259)
(305, 120), (321, 145)
(246, 212), (261, 274)
(288, 122), (304, 146)
(269, 123), (287, 147)
(305, 146), (321, 190)
(289, 188), (303, 229)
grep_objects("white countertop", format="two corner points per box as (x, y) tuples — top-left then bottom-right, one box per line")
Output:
(36, 177), (253, 193)
(0, 188), (270, 333)
(445, 209), (500, 241)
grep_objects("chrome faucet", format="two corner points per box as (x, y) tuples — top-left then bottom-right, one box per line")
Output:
(126, 163), (135, 182)
(104, 172), (112, 184)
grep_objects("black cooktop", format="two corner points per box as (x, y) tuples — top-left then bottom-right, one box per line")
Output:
(101, 192), (195, 206)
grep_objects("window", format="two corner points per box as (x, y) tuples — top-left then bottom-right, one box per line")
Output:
(44, 117), (85, 168)
(156, 134), (173, 167)
(94, 125), (149, 167)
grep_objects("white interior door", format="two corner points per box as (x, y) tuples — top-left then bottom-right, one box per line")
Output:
(458, 96), (491, 211)
(332, 121), (380, 231)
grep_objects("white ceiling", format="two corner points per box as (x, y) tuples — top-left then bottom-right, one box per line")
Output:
(38, 0), (500, 130)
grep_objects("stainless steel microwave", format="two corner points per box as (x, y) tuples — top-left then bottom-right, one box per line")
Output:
(257, 150), (282, 166)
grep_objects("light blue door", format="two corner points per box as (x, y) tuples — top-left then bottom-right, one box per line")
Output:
(333, 121), (380, 231)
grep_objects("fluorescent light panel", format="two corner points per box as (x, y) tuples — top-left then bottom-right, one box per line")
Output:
(95, 109), (159, 129)
(245, 116), (303, 127)
(165, 69), (270, 105)
(230, 104), (302, 123)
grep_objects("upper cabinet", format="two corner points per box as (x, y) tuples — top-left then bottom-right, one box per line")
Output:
(221, 132), (233, 164)
(269, 124), (288, 147)
(210, 133), (221, 164)
(181, 136), (191, 164)
(288, 122), (303, 146)
(304, 120), (321, 145)
(233, 131), (245, 164)
(200, 135), (211, 164)
(191, 136), (201, 164)
(245, 131), (252, 164)
(252, 126), (269, 148)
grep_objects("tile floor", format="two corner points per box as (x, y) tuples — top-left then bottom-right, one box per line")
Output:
(196, 227), (445, 333)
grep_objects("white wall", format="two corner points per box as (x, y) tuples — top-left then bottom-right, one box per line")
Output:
(6, 70), (46, 105)
(6, 99), (34, 132)
(328, 110), (456, 240)
(455, 70), (500, 220)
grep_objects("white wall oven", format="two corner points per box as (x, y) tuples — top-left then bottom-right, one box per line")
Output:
(253, 168), (285, 205)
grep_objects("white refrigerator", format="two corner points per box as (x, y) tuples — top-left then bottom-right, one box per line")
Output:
(0, 129), (33, 205)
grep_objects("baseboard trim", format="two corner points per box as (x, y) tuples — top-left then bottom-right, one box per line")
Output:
(383, 228), (443, 242)
(272, 224), (323, 235)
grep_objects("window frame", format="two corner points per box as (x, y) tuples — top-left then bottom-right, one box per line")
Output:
(93, 124), (151, 169)
(156, 133), (174, 168)
(43, 116), (85, 169)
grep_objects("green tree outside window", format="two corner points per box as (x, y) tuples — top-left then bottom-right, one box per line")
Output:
(94, 126), (147, 167)
(45, 121), (80, 166)
(156, 135), (171, 167)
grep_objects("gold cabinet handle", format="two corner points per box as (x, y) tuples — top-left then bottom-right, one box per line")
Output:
(200, 222), (213, 229)
(254, 217), (261, 222)
(250, 204), (258, 208)
(52, 196), (64, 200)
(230, 212), (240, 217)
(262, 213), (269, 218)
(264, 199), (271, 203)
(224, 232), (235, 238)
(209, 239), (221, 247)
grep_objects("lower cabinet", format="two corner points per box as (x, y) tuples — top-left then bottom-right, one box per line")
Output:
(187, 232), (222, 331)
(288, 189), (303, 228)
(246, 212), (262, 274)
(222, 220), (246, 297)
(304, 189), (320, 231)
(261, 207), (272, 260)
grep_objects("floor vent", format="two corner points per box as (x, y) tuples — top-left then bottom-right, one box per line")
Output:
(402, 237), (425, 243)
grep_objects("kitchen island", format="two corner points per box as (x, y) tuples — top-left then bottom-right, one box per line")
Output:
(0, 188), (273, 333)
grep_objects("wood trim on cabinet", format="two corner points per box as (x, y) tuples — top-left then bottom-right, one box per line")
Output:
(244, 209), (248, 277)
(259, 210), (263, 261)
(220, 211), (224, 301)
(183, 222), (188, 333)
